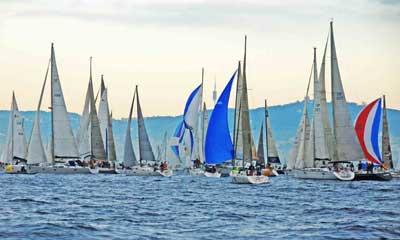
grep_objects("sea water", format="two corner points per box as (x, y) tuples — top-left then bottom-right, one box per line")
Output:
(0, 174), (399, 239)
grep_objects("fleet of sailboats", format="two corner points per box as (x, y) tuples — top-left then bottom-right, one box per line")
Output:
(1, 22), (398, 182)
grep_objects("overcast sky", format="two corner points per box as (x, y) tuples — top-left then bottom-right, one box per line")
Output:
(0, 0), (399, 118)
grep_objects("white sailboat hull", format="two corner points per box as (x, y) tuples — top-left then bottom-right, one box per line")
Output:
(231, 174), (269, 184)
(188, 168), (205, 176)
(293, 168), (354, 181)
(204, 171), (221, 178)
(27, 165), (97, 174)
(125, 166), (172, 177)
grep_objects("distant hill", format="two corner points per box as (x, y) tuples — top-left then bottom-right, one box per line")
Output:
(1, 101), (399, 164)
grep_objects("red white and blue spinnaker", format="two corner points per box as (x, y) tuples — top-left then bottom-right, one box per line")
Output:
(354, 98), (382, 165)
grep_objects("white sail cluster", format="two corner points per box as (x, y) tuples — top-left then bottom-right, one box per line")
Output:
(288, 22), (363, 170)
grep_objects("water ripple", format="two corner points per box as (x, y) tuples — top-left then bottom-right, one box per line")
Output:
(0, 174), (399, 239)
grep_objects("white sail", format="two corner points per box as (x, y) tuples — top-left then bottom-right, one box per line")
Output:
(185, 84), (203, 161)
(240, 36), (253, 165)
(266, 115), (279, 160)
(257, 124), (265, 165)
(304, 118), (314, 168)
(311, 48), (330, 162)
(27, 62), (49, 165)
(233, 61), (244, 161)
(288, 66), (312, 170)
(106, 112), (117, 162)
(330, 22), (363, 161)
(98, 75), (110, 152)
(50, 44), (79, 160)
(136, 86), (155, 162)
(76, 86), (91, 159)
(87, 62), (106, 160)
(123, 89), (138, 167)
(1, 93), (27, 163)
(294, 102), (311, 169)
(319, 35), (337, 161)
(200, 102), (208, 163)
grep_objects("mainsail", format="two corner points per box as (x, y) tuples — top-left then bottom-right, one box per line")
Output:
(88, 58), (106, 160)
(311, 48), (330, 164)
(205, 70), (237, 165)
(287, 65), (312, 169)
(330, 22), (363, 161)
(233, 61), (243, 162)
(27, 60), (50, 165)
(381, 95), (393, 169)
(319, 34), (337, 161)
(256, 124), (265, 166)
(123, 88), (138, 167)
(136, 86), (155, 162)
(98, 75), (110, 152)
(265, 101), (280, 164)
(76, 84), (91, 159)
(50, 44), (79, 161)
(106, 112), (117, 162)
(239, 36), (253, 166)
(0, 93), (27, 164)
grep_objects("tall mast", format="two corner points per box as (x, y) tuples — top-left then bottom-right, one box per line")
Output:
(50, 43), (55, 164)
(11, 92), (15, 161)
(89, 56), (93, 159)
(264, 99), (269, 167)
(233, 60), (241, 166)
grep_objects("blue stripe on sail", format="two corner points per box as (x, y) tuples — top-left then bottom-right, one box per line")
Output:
(171, 121), (184, 158)
(371, 99), (382, 162)
(189, 130), (194, 157)
(183, 84), (202, 116)
(205, 70), (237, 165)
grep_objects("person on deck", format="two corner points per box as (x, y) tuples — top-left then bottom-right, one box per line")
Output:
(248, 164), (255, 176)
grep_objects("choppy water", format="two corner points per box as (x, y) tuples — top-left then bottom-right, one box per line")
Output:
(0, 174), (399, 240)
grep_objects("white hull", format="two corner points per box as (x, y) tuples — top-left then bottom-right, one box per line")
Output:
(231, 174), (269, 184)
(293, 168), (354, 181)
(27, 165), (97, 174)
(204, 171), (221, 178)
(125, 166), (172, 177)
(188, 168), (205, 176)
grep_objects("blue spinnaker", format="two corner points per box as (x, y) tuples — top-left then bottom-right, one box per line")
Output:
(205, 70), (237, 165)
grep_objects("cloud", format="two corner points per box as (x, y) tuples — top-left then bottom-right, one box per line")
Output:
(1, 0), (398, 29)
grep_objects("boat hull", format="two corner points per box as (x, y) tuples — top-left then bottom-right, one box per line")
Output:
(188, 168), (205, 176)
(204, 171), (221, 178)
(27, 165), (96, 174)
(231, 174), (269, 184)
(293, 168), (355, 181)
(125, 166), (172, 177)
(354, 172), (392, 181)
(4, 165), (31, 174)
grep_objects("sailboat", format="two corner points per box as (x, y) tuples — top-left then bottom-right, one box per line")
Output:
(293, 22), (359, 181)
(204, 70), (237, 178)
(122, 85), (172, 177)
(96, 75), (118, 174)
(29, 44), (96, 174)
(353, 97), (392, 181)
(230, 36), (268, 184)
(257, 100), (281, 177)
(171, 69), (205, 176)
(2, 92), (28, 174)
